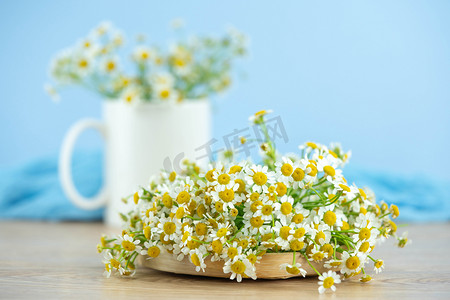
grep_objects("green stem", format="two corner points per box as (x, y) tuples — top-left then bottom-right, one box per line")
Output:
(301, 251), (321, 276)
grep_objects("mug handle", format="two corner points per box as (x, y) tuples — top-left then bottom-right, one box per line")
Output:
(59, 119), (108, 210)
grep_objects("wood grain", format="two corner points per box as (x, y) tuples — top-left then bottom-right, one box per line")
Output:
(1, 221), (449, 299)
(141, 250), (327, 279)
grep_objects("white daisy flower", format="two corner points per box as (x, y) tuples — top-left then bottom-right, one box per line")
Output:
(120, 234), (142, 253)
(223, 255), (256, 282)
(245, 165), (274, 193)
(374, 259), (385, 274)
(318, 271), (341, 294)
(340, 251), (366, 276)
(280, 262), (307, 277)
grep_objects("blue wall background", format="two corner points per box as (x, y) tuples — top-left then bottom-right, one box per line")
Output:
(1, 0), (449, 181)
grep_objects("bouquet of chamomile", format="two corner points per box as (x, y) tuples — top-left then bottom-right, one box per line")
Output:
(46, 20), (247, 103)
(98, 110), (408, 294)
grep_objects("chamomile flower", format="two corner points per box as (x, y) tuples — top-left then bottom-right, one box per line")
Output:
(120, 234), (142, 253)
(132, 46), (152, 63)
(273, 195), (294, 222)
(189, 249), (207, 272)
(340, 251), (366, 276)
(156, 217), (181, 242)
(101, 56), (119, 74)
(245, 165), (274, 193)
(318, 271), (341, 294)
(374, 259), (385, 273)
(248, 109), (272, 124)
(223, 255), (256, 282)
(280, 262), (307, 277)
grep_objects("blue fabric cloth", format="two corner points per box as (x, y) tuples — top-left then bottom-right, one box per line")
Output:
(0, 151), (103, 221)
(1, 152), (449, 222)
(345, 165), (450, 222)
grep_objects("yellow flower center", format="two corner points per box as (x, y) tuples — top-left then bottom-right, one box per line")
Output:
(133, 192), (139, 204)
(195, 223), (207, 236)
(212, 240), (223, 254)
(359, 188), (367, 199)
(250, 192), (260, 201)
(290, 240), (304, 251)
(78, 59), (88, 68)
(307, 164), (318, 176)
(323, 211), (337, 226)
(292, 213), (304, 224)
(177, 191), (190, 204)
(187, 239), (199, 250)
(280, 226), (291, 239)
(235, 179), (246, 193)
(286, 266), (301, 275)
(162, 193), (173, 208)
(247, 254), (257, 264)
(163, 222), (176, 235)
(292, 168), (305, 181)
(359, 228), (371, 240)
(191, 253), (201, 266)
(217, 228), (228, 237)
(175, 207), (185, 219)
(196, 204), (206, 218)
(375, 260), (383, 268)
(110, 258), (120, 269)
(231, 260), (246, 275)
(276, 182), (287, 196)
(227, 247), (238, 259)
(205, 169), (215, 182)
(278, 202), (292, 215)
(346, 256), (360, 270)
(160, 89), (170, 99)
(215, 202), (224, 213)
(144, 226), (151, 239)
(230, 208), (239, 217)
(239, 239), (249, 248)
(328, 149), (338, 158)
(147, 246), (160, 258)
(229, 165), (242, 174)
(323, 166), (336, 177)
(281, 163), (293, 176)
(339, 184), (351, 192)
(293, 228), (305, 239)
(218, 174), (231, 185)
(323, 277), (334, 289)
(391, 204), (400, 218)
(341, 221), (350, 230)
(122, 240), (136, 252)
(261, 205), (272, 216)
(250, 216), (264, 228)
(359, 241), (370, 252)
(253, 172), (267, 186)
(219, 189), (235, 202)
(250, 200), (263, 213)
(315, 231), (326, 244)
(321, 244), (334, 257)
(306, 142), (317, 149)
(106, 61), (116, 72)
(169, 171), (176, 182)
(312, 251), (324, 261)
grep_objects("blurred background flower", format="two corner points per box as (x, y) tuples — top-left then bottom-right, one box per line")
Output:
(0, 0), (449, 221)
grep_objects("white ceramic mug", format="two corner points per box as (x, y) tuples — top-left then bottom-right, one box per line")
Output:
(59, 100), (211, 227)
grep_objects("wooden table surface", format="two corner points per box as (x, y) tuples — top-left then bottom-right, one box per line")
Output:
(1, 221), (449, 299)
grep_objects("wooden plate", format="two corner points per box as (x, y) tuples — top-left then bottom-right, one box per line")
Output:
(140, 251), (327, 279)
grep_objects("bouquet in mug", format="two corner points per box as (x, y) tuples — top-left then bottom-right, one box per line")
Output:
(98, 110), (408, 294)
(45, 21), (247, 103)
